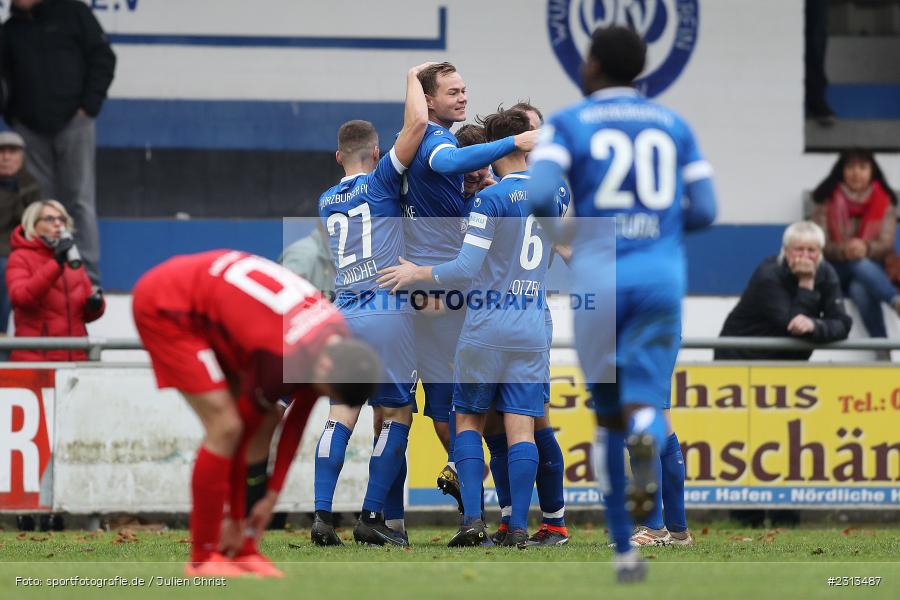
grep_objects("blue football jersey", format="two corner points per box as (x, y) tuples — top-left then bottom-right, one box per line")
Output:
(401, 122), (467, 266)
(532, 88), (712, 287)
(457, 172), (551, 352)
(318, 148), (407, 312)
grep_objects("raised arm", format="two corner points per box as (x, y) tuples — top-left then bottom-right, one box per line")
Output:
(393, 63), (434, 167)
(430, 130), (537, 175)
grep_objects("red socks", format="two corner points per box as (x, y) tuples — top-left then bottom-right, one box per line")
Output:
(190, 446), (231, 564)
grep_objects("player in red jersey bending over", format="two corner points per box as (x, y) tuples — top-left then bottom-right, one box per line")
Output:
(132, 250), (378, 577)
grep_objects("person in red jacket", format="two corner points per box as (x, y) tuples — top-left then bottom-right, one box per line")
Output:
(6, 199), (104, 361)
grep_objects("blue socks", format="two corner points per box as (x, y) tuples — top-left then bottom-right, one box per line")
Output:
(447, 408), (457, 463)
(507, 442), (538, 532)
(454, 430), (485, 521)
(661, 432), (687, 533)
(384, 452), (407, 528)
(314, 420), (352, 512)
(595, 426), (632, 554)
(362, 421), (410, 514)
(534, 427), (566, 527)
(484, 433), (510, 525)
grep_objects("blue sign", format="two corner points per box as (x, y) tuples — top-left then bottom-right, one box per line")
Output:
(547, 0), (699, 97)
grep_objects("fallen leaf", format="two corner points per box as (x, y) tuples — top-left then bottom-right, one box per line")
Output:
(83, 547), (96, 553)
(645, 554), (656, 560)
(430, 536), (441, 542)
(16, 533), (27, 540)
(177, 538), (191, 544)
(30, 535), (48, 542)
(842, 527), (858, 536)
(403, 547), (411, 552)
(44, 553), (54, 559)
(701, 527), (709, 536)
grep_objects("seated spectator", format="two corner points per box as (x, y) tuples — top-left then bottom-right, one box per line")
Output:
(0, 131), (40, 341)
(6, 200), (104, 361)
(811, 149), (900, 339)
(715, 221), (851, 361)
(278, 220), (336, 298)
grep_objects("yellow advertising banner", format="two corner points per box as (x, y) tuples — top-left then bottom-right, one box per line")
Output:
(407, 364), (900, 508)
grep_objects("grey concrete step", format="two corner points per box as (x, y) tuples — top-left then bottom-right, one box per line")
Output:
(827, 36), (900, 83)
(828, 0), (900, 36)
(805, 118), (900, 151)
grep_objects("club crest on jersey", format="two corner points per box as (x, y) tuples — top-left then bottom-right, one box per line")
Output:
(547, 0), (699, 97)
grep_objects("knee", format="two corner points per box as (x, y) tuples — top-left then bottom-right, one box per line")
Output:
(382, 405), (413, 426)
(210, 412), (243, 455)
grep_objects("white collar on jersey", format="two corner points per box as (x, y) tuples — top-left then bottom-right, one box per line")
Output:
(501, 172), (530, 181)
(340, 172), (367, 183)
(590, 86), (640, 100)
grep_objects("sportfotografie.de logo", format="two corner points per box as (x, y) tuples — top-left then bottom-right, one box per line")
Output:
(547, 0), (699, 97)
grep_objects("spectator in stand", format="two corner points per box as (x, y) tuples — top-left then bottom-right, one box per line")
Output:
(715, 221), (852, 361)
(278, 221), (336, 299)
(0, 131), (40, 344)
(6, 200), (104, 361)
(811, 149), (900, 344)
(3, 0), (116, 287)
(716, 220), (851, 528)
(805, 0), (835, 126)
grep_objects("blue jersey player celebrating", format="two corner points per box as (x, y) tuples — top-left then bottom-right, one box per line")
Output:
(381, 108), (552, 548)
(312, 63), (433, 547)
(528, 27), (717, 581)
(400, 63), (538, 508)
(485, 102), (573, 547)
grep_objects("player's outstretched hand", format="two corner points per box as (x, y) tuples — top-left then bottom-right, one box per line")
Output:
(378, 256), (427, 293)
(514, 129), (539, 152)
(248, 490), (279, 540)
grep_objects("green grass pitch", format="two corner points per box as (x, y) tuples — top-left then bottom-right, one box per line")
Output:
(1, 525), (897, 599)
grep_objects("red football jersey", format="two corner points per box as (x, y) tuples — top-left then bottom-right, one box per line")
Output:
(133, 250), (347, 401)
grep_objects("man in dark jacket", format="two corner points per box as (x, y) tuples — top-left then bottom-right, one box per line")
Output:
(3, 0), (116, 286)
(715, 221), (852, 361)
(0, 131), (40, 339)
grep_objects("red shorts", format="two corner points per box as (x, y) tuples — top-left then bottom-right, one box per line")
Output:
(132, 289), (228, 395)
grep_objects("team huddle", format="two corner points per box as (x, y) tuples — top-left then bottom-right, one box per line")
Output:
(132, 26), (717, 583)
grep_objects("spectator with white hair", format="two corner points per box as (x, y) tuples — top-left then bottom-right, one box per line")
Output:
(715, 221), (851, 361)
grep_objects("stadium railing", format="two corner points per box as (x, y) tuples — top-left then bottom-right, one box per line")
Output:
(0, 336), (898, 360)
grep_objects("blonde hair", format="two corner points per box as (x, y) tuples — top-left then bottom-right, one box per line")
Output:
(778, 221), (825, 266)
(21, 200), (75, 241)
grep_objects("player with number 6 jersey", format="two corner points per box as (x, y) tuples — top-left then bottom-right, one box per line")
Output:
(132, 250), (379, 578)
(528, 26), (717, 582)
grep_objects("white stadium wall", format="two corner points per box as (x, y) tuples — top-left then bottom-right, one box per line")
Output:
(3, 0), (894, 223)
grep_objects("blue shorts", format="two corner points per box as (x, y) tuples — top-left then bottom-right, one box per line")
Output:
(344, 311), (416, 408)
(415, 308), (466, 422)
(576, 285), (680, 418)
(452, 343), (547, 417)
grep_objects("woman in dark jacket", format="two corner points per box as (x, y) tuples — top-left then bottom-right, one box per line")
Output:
(715, 221), (852, 361)
(811, 149), (899, 338)
(7, 199), (104, 361)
